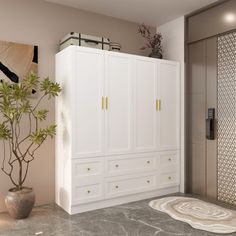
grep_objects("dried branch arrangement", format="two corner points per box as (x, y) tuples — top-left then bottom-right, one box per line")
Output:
(0, 73), (61, 191)
(138, 23), (163, 57)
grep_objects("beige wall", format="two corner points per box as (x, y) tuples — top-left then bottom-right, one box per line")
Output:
(0, 0), (154, 212)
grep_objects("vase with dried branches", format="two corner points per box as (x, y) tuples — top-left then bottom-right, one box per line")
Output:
(0, 73), (61, 219)
(138, 23), (163, 59)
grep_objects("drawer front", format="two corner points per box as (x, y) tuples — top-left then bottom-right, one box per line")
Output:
(159, 172), (179, 187)
(159, 151), (179, 173)
(160, 152), (177, 166)
(72, 158), (104, 178)
(106, 153), (156, 176)
(105, 174), (156, 198)
(72, 183), (104, 205)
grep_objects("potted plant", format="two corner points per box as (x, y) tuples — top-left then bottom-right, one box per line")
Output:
(0, 73), (61, 219)
(138, 23), (163, 59)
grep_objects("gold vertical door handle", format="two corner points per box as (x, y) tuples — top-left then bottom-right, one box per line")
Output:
(102, 97), (104, 110)
(158, 100), (161, 111)
(156, 99), (159, 111)
(106, 97), (108, 110)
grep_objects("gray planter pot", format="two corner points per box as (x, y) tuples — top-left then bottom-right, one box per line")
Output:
(149, 52), (163, 59)
(5, 187), (35, 219)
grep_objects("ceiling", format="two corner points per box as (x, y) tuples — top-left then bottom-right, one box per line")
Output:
(45, 0), (219, 26)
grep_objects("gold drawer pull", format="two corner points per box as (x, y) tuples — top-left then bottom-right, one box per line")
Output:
(87, 190), (91, 194)
(87, 167), (91, 171)
(168, 176), (172, 180)
(168, 158), (172, 162)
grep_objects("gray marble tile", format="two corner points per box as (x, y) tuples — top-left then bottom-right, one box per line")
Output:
(0, 194), (236, 236)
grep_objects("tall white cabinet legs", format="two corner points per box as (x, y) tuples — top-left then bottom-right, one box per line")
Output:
(55, 46), (181, 214)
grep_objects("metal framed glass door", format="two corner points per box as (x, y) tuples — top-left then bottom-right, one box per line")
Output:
(217, 31), (236, 206)
(188, 31), (236, 206)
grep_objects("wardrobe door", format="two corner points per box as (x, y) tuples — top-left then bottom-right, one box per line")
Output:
(105, 52), (133, 155)
(157, 61), (180, 151)
(134, 57), (157, 152)
(72, 48), (105, 158)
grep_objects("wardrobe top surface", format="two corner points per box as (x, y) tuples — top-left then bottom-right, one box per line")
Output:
(56, 45), (179, 64)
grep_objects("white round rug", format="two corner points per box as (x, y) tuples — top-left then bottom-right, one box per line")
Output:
(149, 197), (236, 234)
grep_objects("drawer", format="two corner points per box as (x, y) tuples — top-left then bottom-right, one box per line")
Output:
(159, 172), (179, 187)
(106, 153), (156, 176)
(72, 158), (103, 177)
(160, 153), (177, 166)
(105, 173), (156, 198)
(72, 183), (104, 204)
(159, 151), (179, 173)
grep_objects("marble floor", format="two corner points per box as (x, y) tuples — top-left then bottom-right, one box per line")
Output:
(0, 194), (236, 236)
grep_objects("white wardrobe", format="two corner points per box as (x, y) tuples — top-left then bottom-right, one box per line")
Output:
(55, 46), (181, 214)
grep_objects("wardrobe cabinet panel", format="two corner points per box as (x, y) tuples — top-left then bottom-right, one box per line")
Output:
(56, 46), (181, 215)
(106, 153), (157, 177)
(157, 61), (180, 150)
(72, 158), (104, 178)
(72, 182), (104, 205)
(72, 48), (105, 158)
(159, 172), (179, 188)
(105, 173), (156, 198)
(105, 53), (133, 155)
(134, 58), (157, 152)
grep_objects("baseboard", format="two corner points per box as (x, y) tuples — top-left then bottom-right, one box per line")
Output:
(57, 186), (180, 215)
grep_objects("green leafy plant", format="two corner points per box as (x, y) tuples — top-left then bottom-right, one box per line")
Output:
(0, 73), (61, 191)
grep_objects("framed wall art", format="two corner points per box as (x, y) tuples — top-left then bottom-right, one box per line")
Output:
(0, 40), (38, 84)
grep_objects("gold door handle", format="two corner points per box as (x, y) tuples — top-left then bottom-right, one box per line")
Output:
(106, 97), (108, 110)
(102, 97), (104, 110)
(158, 100), (161, 111)
(156, 99), (161, 111)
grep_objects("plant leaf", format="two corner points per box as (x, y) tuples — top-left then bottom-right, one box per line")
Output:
(30, 125), (56, 145)
(0, 123), (11, 140)
(40, 78), (62, 98)
(35, 109), (48, 121)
